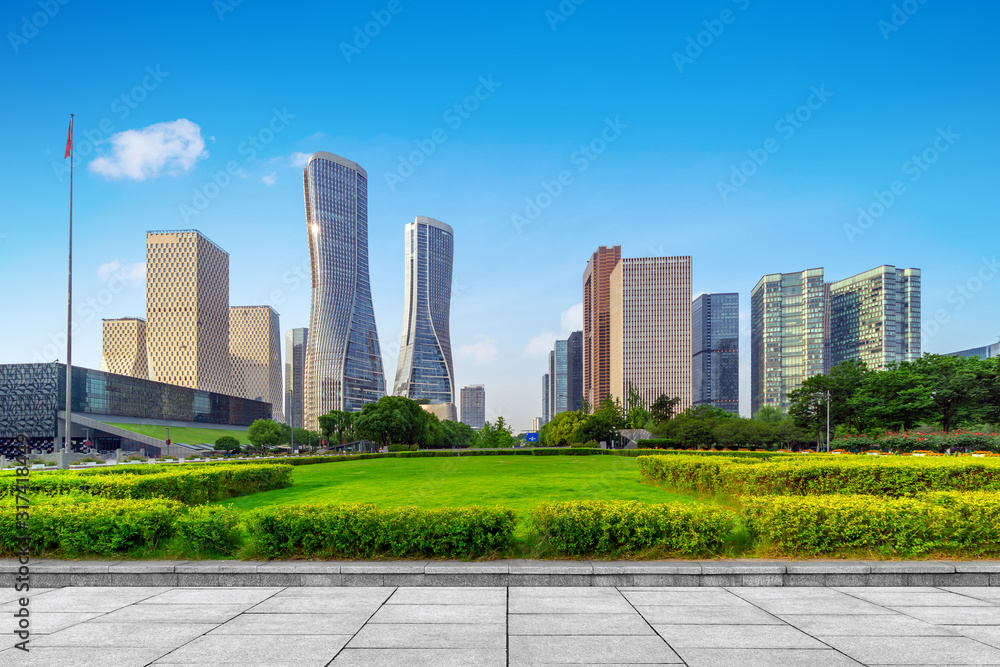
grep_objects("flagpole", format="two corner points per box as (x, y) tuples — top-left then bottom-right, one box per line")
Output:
(65, 114), (73, 458)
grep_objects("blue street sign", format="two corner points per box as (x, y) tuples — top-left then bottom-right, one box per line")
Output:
(526, 432), (539, 442)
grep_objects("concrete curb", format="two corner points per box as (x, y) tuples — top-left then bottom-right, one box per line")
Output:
(6, 559), (1000, 587)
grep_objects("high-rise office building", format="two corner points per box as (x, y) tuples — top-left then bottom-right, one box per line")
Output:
(692, 294), (739, 414)
(531, 417), (543, 432)
(828, 266), (921, 370)
(582, 245), (622, 409)
(100, 318), (149, 380)
(229, 306), (283, 423)
(461, 384), (486, 430)
(146, 230), (232, 394)
(392, 216), (455, 416)
(610, 256), (693, 411)
(548, 350), (556, 418)
(567, 331), (583, 412)
(303, 152), (386, 430)
(947, 342), (1000, 360)
(544, 331), (584, 420)
(284, 328), (308, 429)
(541, 373), (550, 424)
(750, 268), (828, 416)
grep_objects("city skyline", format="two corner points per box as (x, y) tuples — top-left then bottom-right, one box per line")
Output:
(4, 1), (998, 429)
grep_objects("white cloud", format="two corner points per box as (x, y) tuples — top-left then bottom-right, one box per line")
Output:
(97, 260), (146, 284)
(559, 302), (583, 337)
(288, 151), (311, 168)
(89, 119), (208, 181)
(457, 335), (499, 367)
(260, 172), (277, 186)
(521, 330), (557, 359)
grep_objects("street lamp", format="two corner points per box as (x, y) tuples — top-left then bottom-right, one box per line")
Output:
(825, 390), (831, 452)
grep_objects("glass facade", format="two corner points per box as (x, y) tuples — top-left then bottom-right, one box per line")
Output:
(303, 152), (386, 429)
(0, 363), (271, 438)
(392, 217), (455, 405)
(543, 332), (583, 421)
(946, 342), (1000, 360)
(460, 384), (486, 430)
(284, 327), (308, 428)
(692, 293), (739, 414)
(541, 373), (550, 423)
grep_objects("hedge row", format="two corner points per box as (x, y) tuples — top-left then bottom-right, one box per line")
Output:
(638, 455), (1000, 497)
(743, 492), (1000, 557)
(244, 504), (517, 558)
(0, 464), (292, 503)
(530, 500), (737, 557)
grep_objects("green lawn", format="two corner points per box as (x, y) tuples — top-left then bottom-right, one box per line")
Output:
(104, 423), (250, 445)
(219, 455), (699, 534)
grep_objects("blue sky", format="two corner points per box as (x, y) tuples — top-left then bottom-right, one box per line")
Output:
(1, 0), (997, 428)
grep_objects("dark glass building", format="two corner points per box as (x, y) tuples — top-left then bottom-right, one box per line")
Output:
(692, 293), (739, 414)
(543, 331), (584, 421)
(284, 327), (308, 428)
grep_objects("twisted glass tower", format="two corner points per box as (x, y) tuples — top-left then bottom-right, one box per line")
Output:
(303, 152), (385, 429)
(392, 216), (455, 407)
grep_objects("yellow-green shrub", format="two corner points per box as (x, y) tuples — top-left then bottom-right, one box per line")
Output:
(530, 500), (737, 557)
(174, 505), (242, 556)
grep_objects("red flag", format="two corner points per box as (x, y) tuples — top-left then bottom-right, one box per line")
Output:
(64, 115), (73, 159)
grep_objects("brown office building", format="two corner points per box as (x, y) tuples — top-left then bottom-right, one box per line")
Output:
(582, 245), (621, 409)
(146, 230), (232, 395)
(100, 317), (149, 379)
(230, 306), (284, 423)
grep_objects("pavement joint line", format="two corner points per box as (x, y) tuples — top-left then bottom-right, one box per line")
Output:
(725, 586), (868, 665)
(616, 584), (691, 667)
(324, 585), (397, 666)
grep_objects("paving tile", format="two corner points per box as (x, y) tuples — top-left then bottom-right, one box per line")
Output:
(387, 587), (506, 605)
(140, 587), (281, 605)
(247, 596), (385, 615)
(91, 602), (252, 624)
(331, 648), (506, 666)
(33, 621), (216, 647)
(941, 587), (1000, 604)
(836, 587), (993, 607)
(891, 605), (1000, 625)
(510, 595), (635, 614)
(945, 625), (1000, 648)
(210, 612), (368, 635)
(161, 634), (350, 665)
(777, 613), (956, 636)
(509, 635), (682, 664)
(510, 586), (624, 597)
(370, 603), (505, 624)
(274, 586), (394, 600)
(819, 635), (1000, 665)
(348, 623), (505, 649)
(1, 587), (168, 612)
(652, 624), (826, 649)
(731, 589), (886, 615)
(0, 646), (169, 667)
(508, 612), (655, 635)
(27, 611), (102, 634)
(621, 590), (751, 606)
(676, 648), (861, 667)
(636, 605), (783, 625)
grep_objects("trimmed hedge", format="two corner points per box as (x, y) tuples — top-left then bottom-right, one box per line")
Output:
(174, 505), (242, 556)
(530, 500), (737, 557)
(0, 497), (181, 557)
(638, 455), (1000, 497)
(244, 504), (517, 559)
(743, 491), (1000, 557)
(0, 464), (292, 503)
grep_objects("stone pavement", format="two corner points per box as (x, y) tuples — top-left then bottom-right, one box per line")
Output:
(4, 585), (1000, 666)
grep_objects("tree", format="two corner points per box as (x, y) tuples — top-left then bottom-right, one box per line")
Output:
(477, 416), (516, 448)
(545, 411), (587, 447)
(857, 361), (932, 431)
(912, 354), (988, 432)
(214, 435), (240, 452)
(292, 427), (317, 450)
(650, 394), (681, 424)
(318, 410), (355, 445)
(353, 396), (428, 448)
(574, 415), (615, 445)
(754, 405), (784, 423)
(247, 419), (282, 450)
(788, 373), (833, 445)
(624, 383), (649, 429)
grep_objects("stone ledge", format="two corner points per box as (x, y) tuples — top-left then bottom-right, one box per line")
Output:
(8, 559), (1000, 586)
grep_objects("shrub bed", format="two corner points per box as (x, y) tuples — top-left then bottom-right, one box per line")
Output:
(174, 505), (242, 556)
(530, 500), (737, 557)
(244, 504), (517, 559)
(743, 491), (1000, 557)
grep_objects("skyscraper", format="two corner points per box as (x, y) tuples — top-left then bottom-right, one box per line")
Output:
(461, 384), (486, 430)
(610, 256), (693, 411)
(545, 332), (584, 420)
(100, 318), (148, 380)
(146, 230), (232, 394)
(750, 268), (828, 416)
(828, 266), (921, 370)
(392, 216), (455, 413)
(541, 373), (550, 424)
(567, 331), (583, 412)
(284, 328), (308, 429)
(303, 152), (386, 430)
(692, 293), (739, 414)
(229, 306), (283, 423)
(582, 245), (621, 408)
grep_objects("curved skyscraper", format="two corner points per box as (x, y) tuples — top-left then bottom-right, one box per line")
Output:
(392, 217), (455, 413)
(303, 152), (385, 429)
